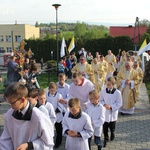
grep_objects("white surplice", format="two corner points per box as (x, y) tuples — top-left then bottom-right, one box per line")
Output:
(0, 107), (54, 150)
(85, 102), (105, 136)
(46, 92), (66, 123)
(62, 111), (94, 150)
(69, 78), (94, 111)
(100, 88), (122, 122)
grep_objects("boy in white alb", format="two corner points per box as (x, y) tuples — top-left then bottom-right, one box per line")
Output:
(28, 88), (49, 118)
(85, 90), (105, 150)
(62, 98), (93, 150)
(56, 73), (70, 100)
(38, 89), (56, 126)
(0, 82), (54, 150)
(46, 82), (66, 148)
(100, 77), (122, 147)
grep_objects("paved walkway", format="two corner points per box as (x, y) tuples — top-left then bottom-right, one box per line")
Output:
(0, 82), (150, 150)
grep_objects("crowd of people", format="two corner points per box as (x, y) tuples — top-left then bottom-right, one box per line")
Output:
(0, 47), (146, 150)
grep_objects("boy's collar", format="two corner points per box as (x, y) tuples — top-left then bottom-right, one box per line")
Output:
(68, 110), (82, 119)
(92, 101), (100, 106)
(106, 88), (116, 94)
(48, 92), (57, 97)
(12, 101), (33, 120)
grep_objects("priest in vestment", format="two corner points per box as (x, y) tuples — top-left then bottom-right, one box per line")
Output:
(91, 58), (105, 92)
(133, 52), (142, 67)
(133, 61), (144, 100)
(116, 62), (139, 115)
(71, 55), (94, 83)
(119, 51), (127, 69)
(105, 50), (116, 80)
(99, 55), (108, 81)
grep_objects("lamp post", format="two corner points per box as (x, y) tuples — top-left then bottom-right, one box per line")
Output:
(52, 4), (61, 74)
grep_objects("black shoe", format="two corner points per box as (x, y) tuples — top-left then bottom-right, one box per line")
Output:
(120, 112), (125, 116)
(110, 133), (115, 141)
(54, 144), (61, 148)
(98, 145), (102, 150)
(103, 141), (107, 147)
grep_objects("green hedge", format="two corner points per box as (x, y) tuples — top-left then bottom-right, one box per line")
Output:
(25, 36), (134, 62)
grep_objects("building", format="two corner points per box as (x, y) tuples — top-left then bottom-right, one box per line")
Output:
(0, 24), (39, 52)
(109, 26), (147, 43)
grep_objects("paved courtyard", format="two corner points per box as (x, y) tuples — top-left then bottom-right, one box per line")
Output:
(0, 83), (150, 150)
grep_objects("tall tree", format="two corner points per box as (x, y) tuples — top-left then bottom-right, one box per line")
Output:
(74, 22), (87, 38)
(35, 21), (39, 27)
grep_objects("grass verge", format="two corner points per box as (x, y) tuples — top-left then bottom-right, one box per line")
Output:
(0, 74), (7, 94)
(145, 82), (150, 100)
(37, 72), (57, 89)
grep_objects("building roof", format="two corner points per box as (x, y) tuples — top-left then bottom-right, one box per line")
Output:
(109, 26), (147, 43)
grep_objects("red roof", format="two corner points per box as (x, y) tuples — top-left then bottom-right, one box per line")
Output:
(109, 26), (147, 43)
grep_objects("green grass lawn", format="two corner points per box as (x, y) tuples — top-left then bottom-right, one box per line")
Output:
(145, 82), (150, 100)
(0, 74), (7, 94)
(37, 72), (57, 89)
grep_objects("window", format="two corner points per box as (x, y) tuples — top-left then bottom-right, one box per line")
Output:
(0, 36), (4, 42)
(0, 47), (4, 50)
(15, 35), (21, 42)
(0, 47), (5, 53)
(6, 36), (11, 42)
(7, 47), (12, 53)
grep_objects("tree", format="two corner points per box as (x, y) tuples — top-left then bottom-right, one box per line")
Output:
(35, 21), (39, 27)
(60, 24), (68, 31)
(74, 22), (87, 38)
(139, 19), (150, 27)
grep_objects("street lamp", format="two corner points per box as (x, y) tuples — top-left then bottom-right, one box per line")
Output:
(52, 4), (61, 74)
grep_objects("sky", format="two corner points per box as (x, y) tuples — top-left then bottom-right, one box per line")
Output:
(0, 0), (150, 26)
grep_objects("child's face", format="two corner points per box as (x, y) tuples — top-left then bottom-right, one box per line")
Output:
(24, 69), (29, 73)
(69, 105), (81, 115)
(28, 97), (37, 105)
(106, 81), (114, 89)
(58, 76), (66, 85)
(49, 88), (57, 95)
(6, 96), (25, 111)
(89, 95), (99, 105)
(38, 94), (46, 105)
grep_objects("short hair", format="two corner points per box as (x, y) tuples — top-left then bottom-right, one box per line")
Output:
(100, 55), (104, 58)
(68, 98), (80, 108)
(48, 82), (57, 89)
(31, 64), (37, 71)
(10, 56), (16, 60)
(24, 65), (29, 70)
(80, 55), (85, 59)
(72, 72), (82, 79)
(28, 88), (39, 98)
(58, 73), (66, 79)
(107, 77), (116, 85)
(38, 89), (46, 96)
(4, 82), (28, 99)
(133, 61), (138, 65)
(89, 90), (100, 99)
